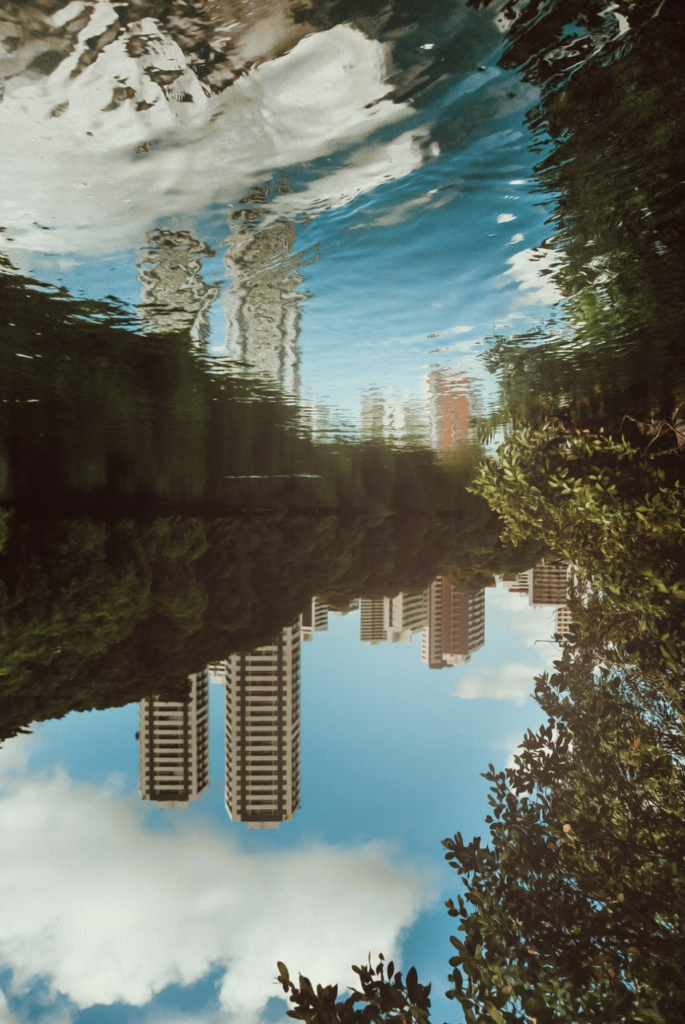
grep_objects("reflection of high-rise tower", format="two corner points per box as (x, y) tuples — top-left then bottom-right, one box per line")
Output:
(360, 597), (387, 644)
(422, 577), (485, 668)
(225, 622), (301, 829)
(360, 590), (428, 645)
(139, 670), (210, 806)
(529, 563), (569, 607)
(137, 229), (221, 344)
(425, 369), (471, 453)
(385, 590), (428, 643)
(300, 597), (329, 642)
(223, 181), (305, 394)
(555, 604), (574, 636)
(360, 390), (427, 447)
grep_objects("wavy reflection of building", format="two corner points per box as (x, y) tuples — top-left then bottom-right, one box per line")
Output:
(424, 369), (472, 454)
(223, 182), (306, 395)
(137, 229), (221, 345)
(139, 670), (210, 807)
(225, 622), (301, 829)
(360, 390), (428, 447)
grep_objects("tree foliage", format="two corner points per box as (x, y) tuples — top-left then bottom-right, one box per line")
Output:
(0, 503), (539, 741)
(281, 429), (685, 1024)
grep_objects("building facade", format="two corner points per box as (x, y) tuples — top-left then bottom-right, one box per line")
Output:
(224, 622), (301, 828)
(139, 670), (210, 806)
(422, 577), (485, 668)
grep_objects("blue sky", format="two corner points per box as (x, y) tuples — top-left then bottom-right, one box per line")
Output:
(0, 584), (553, 1024)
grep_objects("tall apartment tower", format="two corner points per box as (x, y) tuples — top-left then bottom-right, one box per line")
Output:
(225, 623), (301, 829)
(422, 577), (447, 669)
(360, 597), (387, 644)
(139, 670), (210, 806)
(300, 597), (329, 642)
(555, 604), (574, 636)
(385, 590), (428, 643)
(422, 577), (485, 668)
(529, 563), (569, 607)
(496, 572), (531, 596)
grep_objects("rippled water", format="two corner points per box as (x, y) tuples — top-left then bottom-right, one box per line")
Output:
(1, 2), (684, 1023)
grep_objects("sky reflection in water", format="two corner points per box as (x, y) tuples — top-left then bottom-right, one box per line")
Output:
(0, 1), (681, 1023)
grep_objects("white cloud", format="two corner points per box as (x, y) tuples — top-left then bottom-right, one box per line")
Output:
(507, 233), (524, 245)
(455, 661), (539, 705)
(0, 13), (424, 262)
(502, 246), (562, 307)
(453, 584), (562, 706)
(496, 213), (515, 223)
(488, 585), (560, 654)
(0, 755), (435, 1023)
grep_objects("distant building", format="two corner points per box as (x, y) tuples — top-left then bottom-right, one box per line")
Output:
(300, 597), (329, 642)
(224, 622), (301, 829)
(139, 670), (210, 806)
(360, 591), (428, 645)
(496, 572), (530, 596)
(555, 604), (574, 637)
(328, 597), (360, 616)
(529, 563), (569, 607)
(360, 597), (387, 644)
(422, 577), (485, 668)
(385, 590), (428, 643)
(207, 661), (227, 683)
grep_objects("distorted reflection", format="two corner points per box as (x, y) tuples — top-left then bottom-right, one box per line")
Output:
(1, 0), (684, 1022)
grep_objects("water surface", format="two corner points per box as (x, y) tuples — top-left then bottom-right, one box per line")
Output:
(1, 2), (684, 1023)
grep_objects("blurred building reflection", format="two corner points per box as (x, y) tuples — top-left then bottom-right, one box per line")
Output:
(223, 181), (306, 395)
(424, 369), (472, 453)
(137, 229), (221, 345)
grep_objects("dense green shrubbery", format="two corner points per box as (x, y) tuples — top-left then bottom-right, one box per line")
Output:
(281, 428), (685, 1024)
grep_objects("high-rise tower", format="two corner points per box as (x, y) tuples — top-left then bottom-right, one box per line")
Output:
(422, 577), (485, 668)
(359, 597), (387, 644)
(224, 622), (301, 828)
(139, 670), (210, 806)
(300, 597), (329, 642)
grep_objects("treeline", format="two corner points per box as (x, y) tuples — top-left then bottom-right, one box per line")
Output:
(280, 426), (685, 1024)
(0, 502), (543, 742)
(0, 270), (478, 512)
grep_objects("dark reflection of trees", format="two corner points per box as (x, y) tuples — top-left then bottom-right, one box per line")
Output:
(0, 270), (480, 510)
(475, 0), (685, 432)
(0, 506), (544, 742)
(280, 428), (685, 1024)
